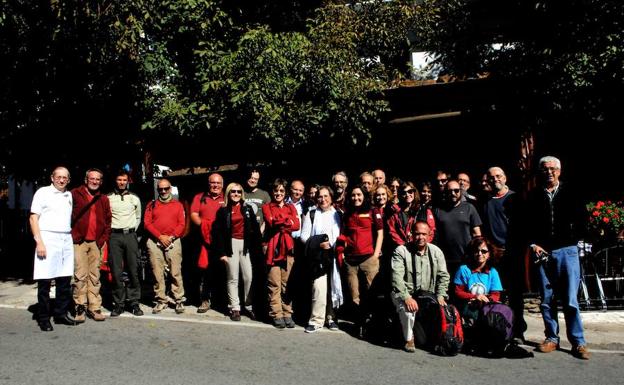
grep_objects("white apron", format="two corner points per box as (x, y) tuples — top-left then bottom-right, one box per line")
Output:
(33, 231), (74, 280)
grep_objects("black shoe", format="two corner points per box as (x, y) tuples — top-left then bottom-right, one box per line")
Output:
(243, 308), (256, 321)
(110, 305), (124, 317)
(273, 318), (286, 329)
(38, 320), (54, 332)
(284, 317), (296, 328)
(131, 304), (144, 316)
(53, 313), (78, 326)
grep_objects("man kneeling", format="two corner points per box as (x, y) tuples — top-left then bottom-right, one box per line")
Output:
(391, 221), (450, 352)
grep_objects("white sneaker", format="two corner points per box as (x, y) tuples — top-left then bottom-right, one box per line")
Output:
(304, 324), (322, 333)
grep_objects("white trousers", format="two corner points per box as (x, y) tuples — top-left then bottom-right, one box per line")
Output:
(225, 238), (253, 311)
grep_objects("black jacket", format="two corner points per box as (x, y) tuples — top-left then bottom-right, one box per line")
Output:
(305, 234), (333, 280)
(212, 202), (262, 258)
(526, 182), (587, 251)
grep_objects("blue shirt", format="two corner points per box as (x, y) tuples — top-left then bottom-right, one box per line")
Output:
(453, 265), (503, 295)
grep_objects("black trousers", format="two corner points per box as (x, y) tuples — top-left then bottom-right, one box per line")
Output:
(37, 276), (72, 322)
(109, 232), (141, 306)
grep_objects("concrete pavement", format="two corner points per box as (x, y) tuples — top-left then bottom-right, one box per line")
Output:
(1, 279), (623, 353)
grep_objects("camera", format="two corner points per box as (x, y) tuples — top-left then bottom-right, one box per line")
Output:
(534, 250), (551, 264)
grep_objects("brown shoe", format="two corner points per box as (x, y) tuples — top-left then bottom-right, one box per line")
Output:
(572, 345), (591, 360)
(87, 309), (106, 321)
(230, 310), (241, 321)
(404, 338), (416, 353)
(74, 306), (86, 323)
(197, 300), (210, 313)
(536, 339), (559, 353)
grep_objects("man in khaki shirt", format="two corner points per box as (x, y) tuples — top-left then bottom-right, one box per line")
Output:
(107, 170), (143, 317)
(391, 221), (450, 352)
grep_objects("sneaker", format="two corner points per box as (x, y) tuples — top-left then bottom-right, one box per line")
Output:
(197, 300), (210, 313)
(110, 305), (124, 317)
(327, 320), (339, 331)
(152, 302), (168, 314)
(175, 302), (185, 314)
(571, 345), (591, 360)
(230, 310), (241, 321)
(74, 305), (86, 323)
(536, 339), (559, 353)
(273, 318), (286, 329)
(284, 317), (296, 328)
(404, 338), (416, 353)
(87, 309), (106, 321)
(304, 324), (322, 333)
(131, 304), (144, 316)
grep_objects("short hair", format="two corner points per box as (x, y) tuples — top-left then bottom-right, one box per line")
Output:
(332, 171), (348, 184)
(224, 182), (245, 205)
(539, 156), (561, 169)
(488, 166), (506, 176)
(248, 168), (261, 178)
(272, 178), (288, 191)
(51, 166), (70, 179)
(411, 220), (431, 233)
(85, 168), (103, 179)
(359, 171), (373, 180)
(317, 185), (334, 201)
(115, 169), (130, 178)
(465, 236), (494, 267)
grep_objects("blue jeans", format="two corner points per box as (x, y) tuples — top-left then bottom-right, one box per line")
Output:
(537, 245), (586, 346)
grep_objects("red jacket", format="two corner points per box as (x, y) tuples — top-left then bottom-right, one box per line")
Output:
(262, 202), (300, 265)
(71, 186), (111, 248)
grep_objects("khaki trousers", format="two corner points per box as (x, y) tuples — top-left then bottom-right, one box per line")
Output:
(147, 238), (185, 303)
(344, 256), (379, 306)
(309, 273), (335, 327)
(73, 241), (102, 311)
(267, 256), (294, 319)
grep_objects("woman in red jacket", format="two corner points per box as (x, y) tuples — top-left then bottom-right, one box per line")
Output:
(262, 178), (300, 329)
(340, 184), (383, 334)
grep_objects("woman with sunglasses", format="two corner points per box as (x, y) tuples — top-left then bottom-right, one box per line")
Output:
(387, 182), (436, 248)
(212, 183), (262, 321)
(453, 237), (522, 356)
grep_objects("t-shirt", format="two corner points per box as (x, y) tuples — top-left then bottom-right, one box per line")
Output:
(231, 203), (244, 239)
(434, 201), (482, 263)
(454, 265), (503, 295)
(30, 184), (72, 232)
(245, 188), (271, 226)
(483, 190), (515, 247)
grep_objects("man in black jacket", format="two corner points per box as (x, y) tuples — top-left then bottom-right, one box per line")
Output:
(527, 156), (590, 360)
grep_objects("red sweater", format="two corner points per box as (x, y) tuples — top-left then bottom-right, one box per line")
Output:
(71, 186), (111, 248)
(144, 199), (185, 239)
(342, 209), (383, 258)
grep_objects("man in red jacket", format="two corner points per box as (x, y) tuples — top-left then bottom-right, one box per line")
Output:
(71, 168), (112, 322)
(144, 178), (186, 314)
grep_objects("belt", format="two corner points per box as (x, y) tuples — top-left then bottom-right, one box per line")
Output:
(112, 228), (135, 234)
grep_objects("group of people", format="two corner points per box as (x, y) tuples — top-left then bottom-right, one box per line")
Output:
(30, 156), (591, 360)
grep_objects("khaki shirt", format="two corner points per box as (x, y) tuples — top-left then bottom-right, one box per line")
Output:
(108, 191), (141, 230)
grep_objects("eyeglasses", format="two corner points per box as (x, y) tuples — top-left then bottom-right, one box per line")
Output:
(448, 188), (461, 194)
(540, 167), (559, 173)
(158, 187), (171, 192)
(476, 248), (489, 255)
(437, 178), (448, 184)
(400, 189), (415, 195)
(230, 189), (242, 194)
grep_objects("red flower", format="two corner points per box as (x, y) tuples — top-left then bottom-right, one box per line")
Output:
(593, 211), (600, 217)
(603, 217), (610, 223)
(597, 201), (605, 208)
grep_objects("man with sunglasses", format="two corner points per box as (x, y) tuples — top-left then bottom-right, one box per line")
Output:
(434, 180), (482, 277)
(144, 179), (186, 314)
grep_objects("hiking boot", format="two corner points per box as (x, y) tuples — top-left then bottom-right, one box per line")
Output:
(110, 305), (124, 317)
(197, 300), (210, 313)
(230, 310), (241, 321)
(175, 302), (185, 314)
(536, 339), (559, 353)
(284, 317), (296, 328)
(87, 309), (106, 321)
(131, 304), (144, 316)
(571, 345), (591, 360)
(404, 338), (416, 353)
(74, 305), (86, 323)
(273, 318), (286, 329)
(152, 302), (168, 314)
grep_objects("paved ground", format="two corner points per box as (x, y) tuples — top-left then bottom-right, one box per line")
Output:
(1, 279), (623, 352)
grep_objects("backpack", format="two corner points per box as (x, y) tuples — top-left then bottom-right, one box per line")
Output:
(476, 303), (514, 356)
(432, 303), (464, 356)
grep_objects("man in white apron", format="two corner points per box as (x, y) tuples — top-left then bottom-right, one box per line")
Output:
(30, 166), (77, 331)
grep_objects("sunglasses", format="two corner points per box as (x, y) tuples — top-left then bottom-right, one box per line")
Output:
(476, 248), (489, 255)
(448, 188), (461, 194)
(230, 189), (242, 194)
(158, 187), (171, 192)
(400, 189), (415, 195)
